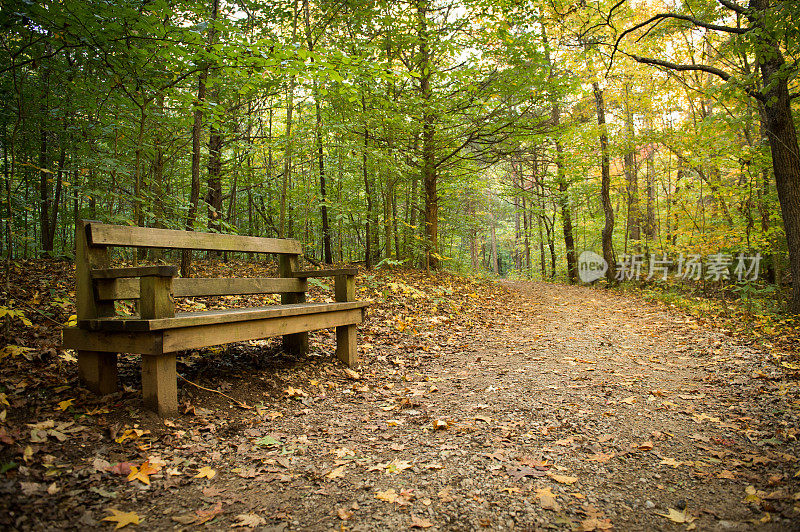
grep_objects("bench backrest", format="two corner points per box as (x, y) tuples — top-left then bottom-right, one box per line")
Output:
(87, 223), (302, 254)
(75, 220), (306, 320)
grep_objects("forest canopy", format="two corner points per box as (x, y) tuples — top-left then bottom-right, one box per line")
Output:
(1, 0), (799, 309)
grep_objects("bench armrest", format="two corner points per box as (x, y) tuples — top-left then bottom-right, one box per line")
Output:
(291, 268), (357, 278)
(91, 266), (179, 279)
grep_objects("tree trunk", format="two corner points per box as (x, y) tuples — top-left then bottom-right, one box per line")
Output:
(417, 0), (438, 270)
(207, 95), (223, 236)
(182, 0), (218, 277)
(593, 82), (616, 283)
(623, 84), (640, 248)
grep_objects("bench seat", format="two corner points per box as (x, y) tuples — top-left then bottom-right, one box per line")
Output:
(76, 301), (369, 331)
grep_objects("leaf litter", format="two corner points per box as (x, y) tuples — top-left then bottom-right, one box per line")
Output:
(0, 263), (799, 529)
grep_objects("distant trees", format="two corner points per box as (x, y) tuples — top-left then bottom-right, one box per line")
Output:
(0, 0), (798, 310)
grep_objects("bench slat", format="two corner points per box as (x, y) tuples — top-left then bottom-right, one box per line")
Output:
(78, 301), (369, 332)
(162, 308), (364, 353)
(87, 223), (302, 254)
(95, 277), (306, 300)
(91, 265), (178, 279)
(291, 268), (358, 278)
(63, 306), (365, 355)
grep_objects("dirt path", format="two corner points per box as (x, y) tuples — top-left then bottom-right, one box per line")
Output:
(3, 279), (799, 531)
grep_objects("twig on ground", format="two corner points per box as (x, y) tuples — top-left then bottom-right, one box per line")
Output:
(178, 374), (252, 409)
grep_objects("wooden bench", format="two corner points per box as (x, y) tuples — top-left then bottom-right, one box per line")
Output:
(62, 220), (369, 416)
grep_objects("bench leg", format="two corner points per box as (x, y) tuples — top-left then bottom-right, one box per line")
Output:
(336, 324), (358, 368)
(283, 332), (308, 356)
(141, 354), (178, 417)
(78, 351), (118, 395)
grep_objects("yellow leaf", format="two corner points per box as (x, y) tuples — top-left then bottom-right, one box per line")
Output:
(336, 508), (354, 520)
(410, 515), (434, 528)
(376, 489), (398, 503)
(194, 466), (216, 479)
(547, 472), (578, 484)
(0, 393), (9, 407)
(327, 466), (346, 479)
(127, 461), (160, 485)
(385, 459), (412, 475)
(115, 428), (148, 444)
(343, 368), (361, 380)
(432, 419), (448, 430)
(102, 508), (141, 529)
(534, 486), (561, 511)
(655, 508), (695, 524)
(621, 396), (637, 404)
(660, 457), (682, 468)
(57, 399), (74, 411)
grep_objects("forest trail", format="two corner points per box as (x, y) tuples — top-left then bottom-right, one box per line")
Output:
(169, 281), (799, 531)
(2, 272), (799, 531)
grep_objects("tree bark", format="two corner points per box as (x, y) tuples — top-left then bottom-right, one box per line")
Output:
(181, 0), (218, 277)
(593, 82), (617, 283)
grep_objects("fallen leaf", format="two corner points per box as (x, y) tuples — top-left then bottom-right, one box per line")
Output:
(106, 462), (134, 476)
(433, 419), (448, 430)
(547, 472), (578, 484)
(343, 368), (361, 380)
(660, 457), (682, 468)
(655, 508), (695, 524)
(327, 466), (346, 479)
(337, 508), (354, 520)
(385, 459), (412, 475)
(621, 396), (637, 404)
(534, 486), (561, 511)
(195, 502), (223, 525)
(102, 509), (141, 529)
(579, 517), (614, 531)
(56, 399), (74, 411)
(587, 452), (614, 463)
(376, 489), (398, 503)
(410, 515), (434, 528)
(114, 428), (149, 444)
(231, 513), (266, 528)
(194, 466), (216, 480)
(127, 461), (161, 485)
(717, 470), (736, 479)
(638, 441), (654, 451)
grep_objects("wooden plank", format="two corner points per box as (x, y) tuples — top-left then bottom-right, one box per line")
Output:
(336, 324), (358, 368)
(140, 276), (175, 319)
(62, 327), (164, 355)
(95, 277), (306, 301)
(162, 308), (364, 352)
(78, 351), (118, 395)
(87, 222), (302, 254)
(280, 254), (308, 355)
(79, 301), (368, 331)
(142, 354), (178, 416)
(291, 268), (358, 278)
(91, 265), (178, 279)
(75, 220), (115, 320)
(335, 274), (355, 302)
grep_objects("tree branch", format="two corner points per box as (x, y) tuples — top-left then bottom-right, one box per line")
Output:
(716, 0), (748, 15)
(628, 53), (766, 101)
